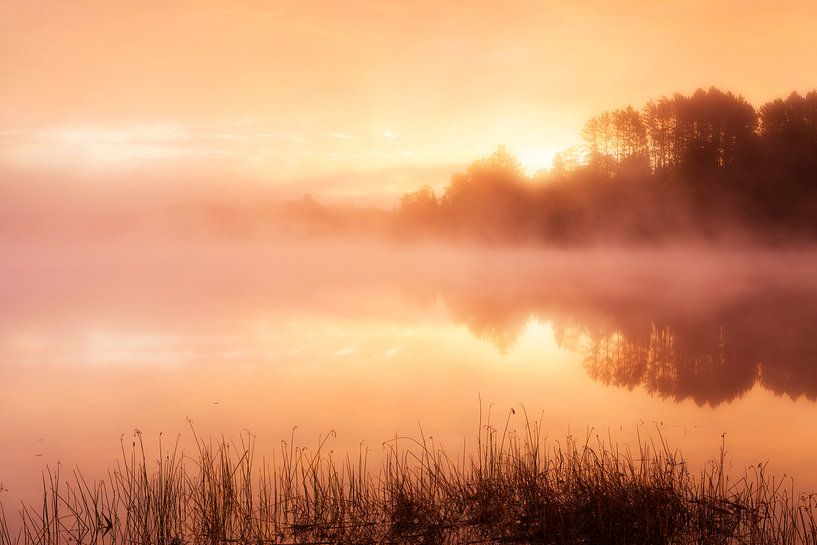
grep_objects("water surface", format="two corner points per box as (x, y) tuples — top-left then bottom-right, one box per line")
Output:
(2, 239), (816, 506)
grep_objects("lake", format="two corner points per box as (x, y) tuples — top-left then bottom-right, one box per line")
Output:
(2, 237), (817, 509)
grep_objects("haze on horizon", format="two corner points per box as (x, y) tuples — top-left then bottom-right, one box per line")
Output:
(2, 0), (817, 207)
(7, 4), (817, 539)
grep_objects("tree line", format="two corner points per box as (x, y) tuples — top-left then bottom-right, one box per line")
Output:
(397, 87), (817, 243)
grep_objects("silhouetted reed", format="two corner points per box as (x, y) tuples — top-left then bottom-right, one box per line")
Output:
(2, 413), (815, 545)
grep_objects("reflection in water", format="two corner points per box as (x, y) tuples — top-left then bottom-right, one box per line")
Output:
(442, 283), (817, 406)
(3, 242), (817, 505)
(3, 240), (815, 409)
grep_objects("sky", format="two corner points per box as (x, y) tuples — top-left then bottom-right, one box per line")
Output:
(2, 0), (817, 204)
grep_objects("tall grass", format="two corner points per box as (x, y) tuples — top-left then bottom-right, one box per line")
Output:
(2, 412), (815, 545)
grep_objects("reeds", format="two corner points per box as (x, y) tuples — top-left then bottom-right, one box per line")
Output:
(2, 412), (815, 545)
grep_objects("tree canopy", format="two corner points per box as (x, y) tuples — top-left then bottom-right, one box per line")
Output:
(396, 87), (817, 243)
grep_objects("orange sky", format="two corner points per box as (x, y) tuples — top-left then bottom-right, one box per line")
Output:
(2, 0), (816, 203)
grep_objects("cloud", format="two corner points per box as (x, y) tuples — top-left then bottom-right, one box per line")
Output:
(0, 124), (306, 171)
(0, 121), (468, 205)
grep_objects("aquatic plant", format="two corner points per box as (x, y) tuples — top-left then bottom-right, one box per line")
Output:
(1, 412), (815, 545)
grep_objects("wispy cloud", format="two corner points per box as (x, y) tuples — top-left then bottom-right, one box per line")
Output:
(0, 122), (465, 197)
(0, 125), (246, 166)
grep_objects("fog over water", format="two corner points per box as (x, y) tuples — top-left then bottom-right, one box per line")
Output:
(4, 1), (817, 540)
(2, 220), (817, 507)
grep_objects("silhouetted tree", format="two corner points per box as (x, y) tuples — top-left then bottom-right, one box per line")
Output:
(397, 87), (817, 244)
(644, 97), (677, 173)
(612, 106), (648, 161)
(440, 146), (533, 240)
(549, 146), (583, 181)
(396, 184), (440, 234)
(672, 88), (756, 173)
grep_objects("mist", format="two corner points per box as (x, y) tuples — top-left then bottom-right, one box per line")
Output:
(5, 221), (817, 401)
(5, 2), (817, 541)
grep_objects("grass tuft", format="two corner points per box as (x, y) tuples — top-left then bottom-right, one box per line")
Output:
(1, 414), (815, 544)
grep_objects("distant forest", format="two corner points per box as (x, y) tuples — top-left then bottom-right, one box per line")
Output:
(396, 88), (817, 243)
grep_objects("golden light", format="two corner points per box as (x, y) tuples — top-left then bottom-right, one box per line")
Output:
(515, 146), (559, 175)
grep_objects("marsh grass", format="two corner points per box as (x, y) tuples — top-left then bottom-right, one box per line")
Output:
(2, 411), (816, 545)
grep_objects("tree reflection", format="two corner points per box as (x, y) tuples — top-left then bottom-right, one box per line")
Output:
(440, 283), (817, 406)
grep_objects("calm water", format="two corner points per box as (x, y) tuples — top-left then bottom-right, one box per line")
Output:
(2, 238), (817, 506)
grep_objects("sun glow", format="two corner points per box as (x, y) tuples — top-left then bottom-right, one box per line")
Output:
(515, 147), (559, 175)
